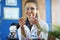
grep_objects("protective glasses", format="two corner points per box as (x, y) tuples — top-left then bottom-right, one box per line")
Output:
(25, 7), (36, 11)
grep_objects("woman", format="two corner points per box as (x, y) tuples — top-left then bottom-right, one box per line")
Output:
(18, 0), (48, 40)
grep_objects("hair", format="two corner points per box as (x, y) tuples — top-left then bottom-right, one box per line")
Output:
(10, 23), (17, 26)
(25, 0), (38, 8)
(10, 23), (20, 29)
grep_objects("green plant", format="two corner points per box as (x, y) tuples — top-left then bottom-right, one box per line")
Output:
(49, 25), (60, 39)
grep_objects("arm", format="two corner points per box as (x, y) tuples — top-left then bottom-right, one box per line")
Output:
(18, 17), (26, 38)
(36, 22), (42, 36)
(36, 21), (49, 37)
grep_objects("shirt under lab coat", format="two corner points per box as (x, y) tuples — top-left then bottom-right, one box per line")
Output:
(17, 19), (49, 40)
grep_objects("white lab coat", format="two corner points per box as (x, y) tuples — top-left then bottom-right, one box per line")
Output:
(18, 19), (49, 40)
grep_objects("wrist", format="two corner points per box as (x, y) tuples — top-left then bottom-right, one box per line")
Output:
(36, 22), (43, 31)
(36, 22), (41, 29)
(37, 29), (41, 32)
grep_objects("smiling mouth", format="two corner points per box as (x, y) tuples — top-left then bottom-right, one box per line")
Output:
(30, 13), (33, 17)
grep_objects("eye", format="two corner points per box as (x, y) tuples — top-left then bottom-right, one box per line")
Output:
(26, 8), (29, 10)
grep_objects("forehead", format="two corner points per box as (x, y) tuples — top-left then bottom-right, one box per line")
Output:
(25, 2), (36, 8)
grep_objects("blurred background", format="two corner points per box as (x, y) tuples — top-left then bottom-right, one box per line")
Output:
(0, 0), (60, 40)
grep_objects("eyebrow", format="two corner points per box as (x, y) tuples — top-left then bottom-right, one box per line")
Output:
(26, 7), (36, 10)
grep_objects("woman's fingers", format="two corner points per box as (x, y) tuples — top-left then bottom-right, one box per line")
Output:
(30, 17), (38, 24)
(18, 17), (26, 27)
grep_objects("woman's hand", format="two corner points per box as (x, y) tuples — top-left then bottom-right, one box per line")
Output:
(30, 17), (38, 25)
(19, 17), (26, 38)
(18, 17), (26, 27)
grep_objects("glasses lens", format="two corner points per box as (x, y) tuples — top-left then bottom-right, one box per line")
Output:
(26, 7), (35, 10)
(31, 7), (35, 10)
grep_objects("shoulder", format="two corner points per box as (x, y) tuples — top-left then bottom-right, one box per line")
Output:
(39, 19), (49, 31)
(38, 19), (49, 30)
(39, 19), (48, 26)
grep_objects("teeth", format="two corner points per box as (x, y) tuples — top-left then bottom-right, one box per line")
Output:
(30, 14), (32, 19)
(30, 13), (33, 17)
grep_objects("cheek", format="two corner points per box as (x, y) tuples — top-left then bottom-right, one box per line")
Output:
(25, 11), (29, 15)
(33, 10), (37, 17)
(33, 13), (36, 17)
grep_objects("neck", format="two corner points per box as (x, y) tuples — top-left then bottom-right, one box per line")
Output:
(28, 17), (33, 25)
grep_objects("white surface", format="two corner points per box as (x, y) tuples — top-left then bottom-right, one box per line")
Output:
(6, 0), (17, 6)
(56, 38), (59, 40)
(4, 7), (19, 19)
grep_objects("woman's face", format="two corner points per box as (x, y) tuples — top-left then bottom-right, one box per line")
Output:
(25, 2), (38, 18)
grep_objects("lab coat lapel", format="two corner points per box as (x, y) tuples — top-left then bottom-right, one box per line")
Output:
(24, 25), (31, 38)
(31, 25), (36, 33)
